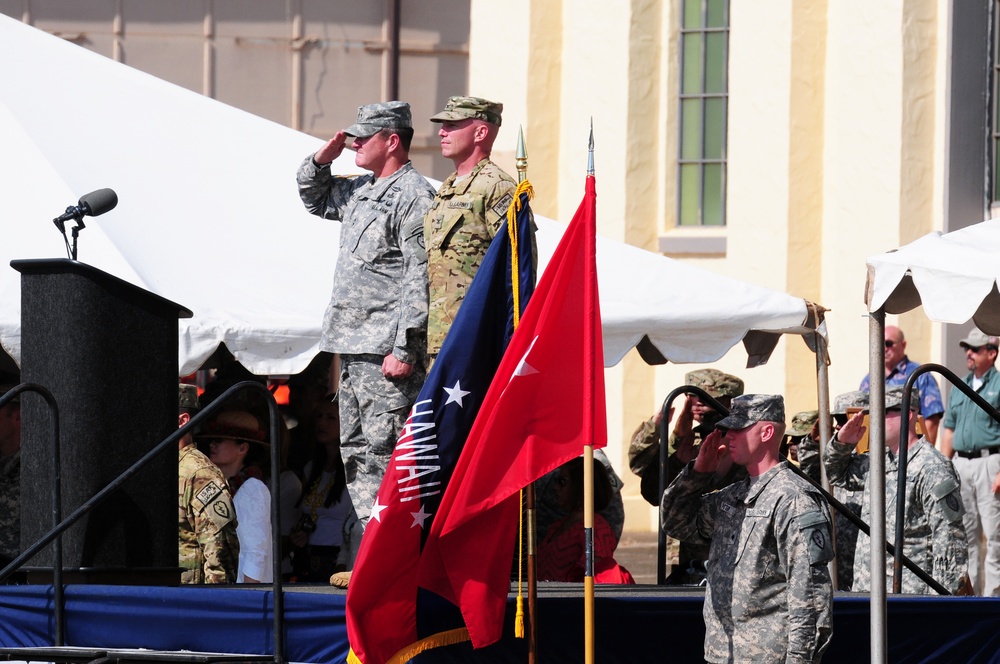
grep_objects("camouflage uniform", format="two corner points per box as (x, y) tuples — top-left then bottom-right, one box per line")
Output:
(821, 391), (869, 590)
(424, 95), (536, 356)
(178, 444), (239, 583)
(296, 102), (434, 526)
(630, 369), (745, 584)
(790, 411), (821, 483)
(424, 158), (524, 354)
(662, 462), (834, 662)
(824, 388), (967, 594)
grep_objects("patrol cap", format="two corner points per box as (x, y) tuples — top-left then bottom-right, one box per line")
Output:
(716, 394), (785, 431)
(343, 101), (412, 138)
(197, 410), (268, 447)
(885, 386), (920, 412)
(832, 391), (869, 416)
(789, 410), (818, 436)
(959, 327), (1000, 351)
(430, 96), (503, 126)
(684, 368), (744, 399)
(179, 383), (200, 411)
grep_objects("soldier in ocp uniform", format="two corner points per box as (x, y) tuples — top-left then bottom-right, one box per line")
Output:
(662, 394), (834, 662)
(177, 384), (239, 584)
(297, 102), (434, 587)
(424, 96), (537, 361)
(825, 386), (969, 594)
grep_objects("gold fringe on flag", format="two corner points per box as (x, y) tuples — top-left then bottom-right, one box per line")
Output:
(384, 628), (471, 664)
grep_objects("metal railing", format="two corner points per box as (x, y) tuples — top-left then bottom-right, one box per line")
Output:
(0, 383), (62, 641)
(0, 380), (286, 663)
(655, 385), (949, 594)
(896, 364), (1000, 594)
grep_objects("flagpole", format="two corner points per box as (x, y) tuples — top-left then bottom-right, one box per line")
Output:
(583, 120), (596, 664)
(516, 125), (539, 664)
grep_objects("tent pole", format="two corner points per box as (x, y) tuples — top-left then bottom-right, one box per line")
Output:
(869, 311), (887, 663)
(813, 332), (836, 586)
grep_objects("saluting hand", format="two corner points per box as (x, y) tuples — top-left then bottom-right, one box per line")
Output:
(693, 429), (728, 474)
(836, 411), (868, 446)
(314, 132), (349, 165)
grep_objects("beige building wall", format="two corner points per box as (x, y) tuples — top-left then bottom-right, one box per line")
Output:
(469, 0), (951, 532)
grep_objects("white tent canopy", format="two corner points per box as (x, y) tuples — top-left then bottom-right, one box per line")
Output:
(865, 219), (1000, 334)
(1, 15), (821, 377)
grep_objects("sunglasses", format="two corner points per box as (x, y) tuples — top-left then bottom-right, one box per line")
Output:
(884, 340), (896, 348)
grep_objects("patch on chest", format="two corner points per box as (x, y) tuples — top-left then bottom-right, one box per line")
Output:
(745, 507), (772, 518)
(447, 200), (474, 210)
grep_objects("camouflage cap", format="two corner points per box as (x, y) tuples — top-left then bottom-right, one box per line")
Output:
(885, 386), (921, 412)
(179, 383), (200, 411)
(789, 410), (818, 436)
(343, 101), (412, 138)
(430, 95), (503, 126)
(959, 326), (1000, 350)
(684, 368), (745, 399)
(716, 394), (785, 430)
(832, 390), (869, 416)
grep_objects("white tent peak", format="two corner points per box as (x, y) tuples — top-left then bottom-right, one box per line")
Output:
(865, 219), (1000, 334)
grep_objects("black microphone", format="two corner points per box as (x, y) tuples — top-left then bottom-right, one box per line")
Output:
(53, 188), (119, 229)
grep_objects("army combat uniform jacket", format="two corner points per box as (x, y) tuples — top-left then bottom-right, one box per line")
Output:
(178, 444), (239, 584)
(297, 158), (434, 365)
(824, 436), (967, 594)
(662, 461), (834, 663)
(423, 158), (535, 355)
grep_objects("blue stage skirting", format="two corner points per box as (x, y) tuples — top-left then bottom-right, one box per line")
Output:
(2, 585), (1000, 663)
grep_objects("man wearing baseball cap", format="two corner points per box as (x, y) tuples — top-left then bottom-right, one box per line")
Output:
(297, 102), (435, 584)
(662, 394), (834, 662)
(423, 95), (537, 361)
(826, 387), (968, 594)
(941, 326), (1000, 595)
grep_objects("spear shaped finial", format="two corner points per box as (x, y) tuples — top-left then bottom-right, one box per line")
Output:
(587, 118), (594, 176)
(516, 125), (528, 184)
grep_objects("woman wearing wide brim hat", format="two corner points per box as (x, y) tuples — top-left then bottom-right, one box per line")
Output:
(201, 410), (273, 583)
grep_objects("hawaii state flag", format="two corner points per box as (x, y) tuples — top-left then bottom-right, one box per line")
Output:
(418, 173), (606, 649)
(345, 185), (536, 664)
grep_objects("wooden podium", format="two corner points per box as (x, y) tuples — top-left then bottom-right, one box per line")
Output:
(12, 259), (192, 584)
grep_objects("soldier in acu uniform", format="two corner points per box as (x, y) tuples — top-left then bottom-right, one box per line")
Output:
(662, 394), (834, 663)
(825, 386), (969, 594)
(297, 102), (434, 587)
(177, 383), (239, 584)
(423, 96), (537, 361)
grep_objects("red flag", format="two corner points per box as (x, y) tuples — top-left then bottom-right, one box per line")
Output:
(417, 174), (606, 649)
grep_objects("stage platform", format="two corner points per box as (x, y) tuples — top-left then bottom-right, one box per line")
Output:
(3, 583), (1000, 663)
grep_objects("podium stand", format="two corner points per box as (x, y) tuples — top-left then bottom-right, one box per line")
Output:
(12, 259), (192, 584)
